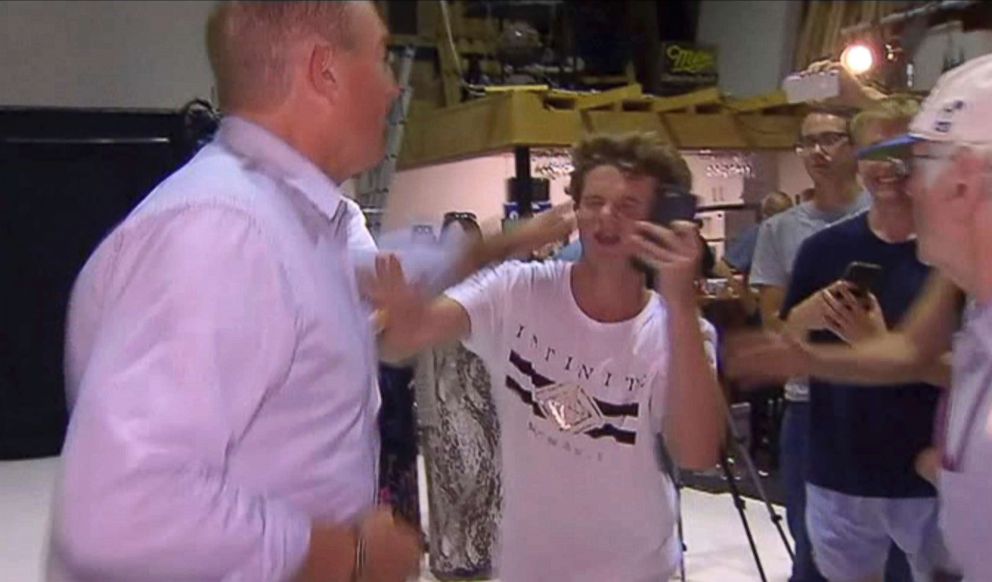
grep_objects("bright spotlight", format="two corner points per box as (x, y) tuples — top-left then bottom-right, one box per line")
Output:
(841, 44), (874, 75)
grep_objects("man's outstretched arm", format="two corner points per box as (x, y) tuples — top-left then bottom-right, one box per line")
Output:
(728, 273), (961, 387)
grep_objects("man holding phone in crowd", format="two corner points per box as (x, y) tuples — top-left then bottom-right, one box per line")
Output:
(370, 132), (725, 582)
(749, 106), (870, 582)
(778, 97), (949, 582)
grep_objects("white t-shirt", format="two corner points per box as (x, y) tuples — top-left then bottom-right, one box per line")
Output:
(445, 260), (716, 582)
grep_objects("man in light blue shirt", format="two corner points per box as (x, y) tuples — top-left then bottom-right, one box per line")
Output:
(722, 191), (794, 276)
(750, 108), (869, 582)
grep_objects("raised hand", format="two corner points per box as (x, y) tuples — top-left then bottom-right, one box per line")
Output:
(803, 59), (886, 108)
(628, 220), (702, 308)
(506, 202), (577, 258)
(360, 253), (429, 335)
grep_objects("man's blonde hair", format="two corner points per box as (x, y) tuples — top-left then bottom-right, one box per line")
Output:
(206, 1), (364, 111)
(851, 95), (922, 145)
(567, 132), (692, 203)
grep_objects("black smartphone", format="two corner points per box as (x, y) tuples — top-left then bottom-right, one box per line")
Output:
(840, 261), (883, 298)
(651, 188), (699, 226)
(634, 187), (699, 287)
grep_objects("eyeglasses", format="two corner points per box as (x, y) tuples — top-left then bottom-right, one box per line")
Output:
(887, 157), (911, 179)
(795, 132), (850, 156)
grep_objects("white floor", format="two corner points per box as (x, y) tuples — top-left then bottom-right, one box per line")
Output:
(1, 456), (791, 581)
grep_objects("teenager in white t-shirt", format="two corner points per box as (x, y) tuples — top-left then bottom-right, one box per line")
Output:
(376, 132), (725, 582)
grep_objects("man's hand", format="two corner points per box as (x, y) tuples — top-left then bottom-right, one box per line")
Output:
(803, 59), (887, 109)
(361, 254), (428, 333)
(510, 203), (577, 255)
(725, 330), (814, 388)
(358, 508), (423, 582)
(786, 281), (849, 334)
(629, 220), (702, 308)
(464, 203), (576, 269)
(822, 285), (887, 345)
(295, 508), (421, 582)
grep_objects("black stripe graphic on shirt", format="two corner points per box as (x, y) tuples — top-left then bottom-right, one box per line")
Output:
(508, 350), (554, 387)
(505, 352), (638, 446)
(507, 350), (640, 418)
(505, 375), (546, 418)
(505, 374), (638, 445)
(586, 425), (637, 445)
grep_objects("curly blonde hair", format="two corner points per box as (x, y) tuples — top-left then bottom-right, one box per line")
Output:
(850, 95), (921, 146)
(567, 132), (692, 203)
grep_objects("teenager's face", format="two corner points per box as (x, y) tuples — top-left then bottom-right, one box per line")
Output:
(575, 165), (655, 264)
(798, 112), (856, 186)
(856, 119), (912, 204)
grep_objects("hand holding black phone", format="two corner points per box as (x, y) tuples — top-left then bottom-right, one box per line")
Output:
(633, 186), (699, 288)
(652, 187), (699, 226)
(835, 261), (882, 307)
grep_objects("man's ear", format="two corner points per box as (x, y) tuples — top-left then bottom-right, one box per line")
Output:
(950, 147), (987, 221)
(308, 42), (338, 102)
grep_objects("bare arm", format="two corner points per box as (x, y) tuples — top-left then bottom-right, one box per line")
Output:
(809, 274), (960, 385)
(663, 305), (724, 470)
(633, 221), (724, 471)
(371, 207), (575, 363)
(758, 285), (787, 333)
(378, 296), (470, 364)
(449, 204), (575, 285)
(805, 335), (952, 388)
(729, 274), (961, 388)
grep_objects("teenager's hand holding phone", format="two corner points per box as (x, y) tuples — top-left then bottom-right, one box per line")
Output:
(629, 220), (702, 309)
(822, 282), (887, 345)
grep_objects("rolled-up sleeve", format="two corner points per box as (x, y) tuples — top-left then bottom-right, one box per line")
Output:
(53, 206), (311, 581)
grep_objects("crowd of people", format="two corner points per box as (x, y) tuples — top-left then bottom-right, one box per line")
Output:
(42, 2), (992, 582)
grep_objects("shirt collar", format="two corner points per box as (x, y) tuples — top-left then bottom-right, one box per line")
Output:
(802, 191), (871, 222)
(965, 299), (992, 355)
(216, 116), (345, 224)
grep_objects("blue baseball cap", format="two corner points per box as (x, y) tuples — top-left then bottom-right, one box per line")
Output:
(856, 134), (922, 161)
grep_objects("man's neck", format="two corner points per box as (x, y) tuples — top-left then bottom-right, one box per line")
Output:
(970, 221), (992, 306)
(571, 260), (650, 323)
(233, 108), (349, 183)
(812, 178), (860, 213)
(867, 198), (915, 243)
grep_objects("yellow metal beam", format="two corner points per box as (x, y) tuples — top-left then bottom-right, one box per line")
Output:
(544, 84), (644, 111)
(398, 89), (802, 169)
(652, 87), (722, 113)
(726, 90), (792, 113)
(482, 85), (550, 94)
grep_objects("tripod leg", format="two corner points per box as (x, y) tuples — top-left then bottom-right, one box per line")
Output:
(731, 433), (795, 560)
(727, 401), (796, 561)
(719, 453), (768, 582)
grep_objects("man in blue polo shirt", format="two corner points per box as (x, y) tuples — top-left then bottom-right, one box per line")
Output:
(780, 96), (947, 582)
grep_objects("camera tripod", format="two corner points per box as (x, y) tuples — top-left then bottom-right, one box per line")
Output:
(659, 402), (794, 582)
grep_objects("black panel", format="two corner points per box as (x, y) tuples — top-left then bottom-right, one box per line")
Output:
(0, 108), (195, 459)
